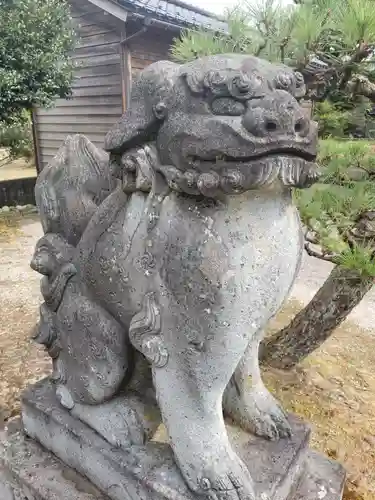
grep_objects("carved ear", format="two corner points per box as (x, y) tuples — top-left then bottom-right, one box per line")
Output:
(104, 61), (180, 154)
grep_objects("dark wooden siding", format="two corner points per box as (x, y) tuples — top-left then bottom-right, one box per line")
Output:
(33, 4), (174, 170)
(34, 3), (124, 169)
(130, 26), (174, 74)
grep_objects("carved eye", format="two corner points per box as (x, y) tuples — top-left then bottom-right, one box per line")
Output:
(206, 70), (226, 86)
(153, 102), (167, 119)
(211, 97), (246, 116)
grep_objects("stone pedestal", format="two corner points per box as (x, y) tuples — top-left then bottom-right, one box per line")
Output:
(0, 379), (345, 500)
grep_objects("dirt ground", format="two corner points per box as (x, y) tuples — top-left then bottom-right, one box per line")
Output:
(0, 217), (49, 424)
(0, 150), (37, 181)
(0, 216), (374, 500)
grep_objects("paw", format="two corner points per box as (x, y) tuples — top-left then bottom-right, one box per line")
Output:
(245, 394), (292, 441)
(56, 384), (75, 410)
(224, 383), (291, 441)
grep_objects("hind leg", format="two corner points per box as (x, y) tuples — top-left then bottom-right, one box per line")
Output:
(223, 330), (291, 441)
(56, 353), (162, 448)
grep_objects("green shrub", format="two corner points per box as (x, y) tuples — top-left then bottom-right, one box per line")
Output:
(313, 98), (375, 140)
(0, 112), (33, 161)
(317, 139), (375, 184)
(0, 0), (75, 125)
(344, 98), (375, 139)
(313, 101), (349, 139)
(295, 139), (375, 276)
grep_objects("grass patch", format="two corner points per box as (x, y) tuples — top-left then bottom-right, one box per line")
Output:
(264, 301), (375, 500)
(0, 214), (21, 238)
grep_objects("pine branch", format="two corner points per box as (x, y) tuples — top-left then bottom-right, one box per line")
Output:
(304, 241), (337, 262)
(0, 155), (11, 167)
(305, 231), (320, 244)
(339, 42), (373, 90)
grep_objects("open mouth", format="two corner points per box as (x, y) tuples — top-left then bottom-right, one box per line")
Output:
(182, 147), (320, 193)
(188, 149), (316, 165)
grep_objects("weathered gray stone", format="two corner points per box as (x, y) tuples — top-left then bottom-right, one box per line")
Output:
(0, 419), (106, 500)
(0, 471), (15, 500)
(20, 379), (312, 500)
(1, 389), (345, 500)
(291, 452), (346, 500)
(23, 52), (344, 500)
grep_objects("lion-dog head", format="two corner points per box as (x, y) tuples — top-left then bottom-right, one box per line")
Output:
(105, 54), (319, 197)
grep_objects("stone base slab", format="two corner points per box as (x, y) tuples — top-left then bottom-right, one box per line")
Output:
(291, 451), (346, 500)
(0, 419), (107, 500)
(0, 422), (345, 500)
(0, 379), (346, 500)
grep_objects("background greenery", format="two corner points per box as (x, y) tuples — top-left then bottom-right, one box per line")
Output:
(0, 0), (76, 161)
(172, 0), (375, 139)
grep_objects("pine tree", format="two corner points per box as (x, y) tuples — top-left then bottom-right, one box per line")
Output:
(171, 0), (375, 103)
(260, 140), (375, 369)
(171, 0), (375, 369)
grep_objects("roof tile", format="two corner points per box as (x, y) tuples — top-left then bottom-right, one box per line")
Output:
(118, 0), (228, 31)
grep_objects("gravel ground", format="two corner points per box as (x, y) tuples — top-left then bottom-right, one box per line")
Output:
(0, 218), (46, 421)
(0, 149), (37, 181)
(0, 218), (42, 309)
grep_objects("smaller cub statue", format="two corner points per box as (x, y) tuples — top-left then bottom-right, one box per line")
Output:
(31, 54), (319, 500)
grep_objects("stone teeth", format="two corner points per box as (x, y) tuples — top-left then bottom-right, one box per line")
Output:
(278, 157), (295, 186)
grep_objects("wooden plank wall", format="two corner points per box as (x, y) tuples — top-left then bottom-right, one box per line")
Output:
(33, 4), (175, 170)
(33, 3), (124, 169)
(130, 26), (174, 74)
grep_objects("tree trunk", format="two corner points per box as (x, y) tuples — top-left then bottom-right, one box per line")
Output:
(259, 265), (373, 370)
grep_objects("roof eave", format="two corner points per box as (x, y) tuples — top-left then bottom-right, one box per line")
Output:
(128, 10), (227, 32)
(85, 0), (228, 32)
(85, 0), (128, 22)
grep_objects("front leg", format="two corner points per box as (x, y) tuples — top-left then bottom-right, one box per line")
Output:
(223, 330), (292, 441)
(147, 302), (256, 500)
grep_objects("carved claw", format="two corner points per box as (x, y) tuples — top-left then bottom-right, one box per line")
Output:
(129, 293), (168, 368)
(56, 385), (75, 410)
(193, 459), (255, 500)
(223, 380), (292, 441)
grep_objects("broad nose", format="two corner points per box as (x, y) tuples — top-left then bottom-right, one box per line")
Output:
(242, 90), (310, 138)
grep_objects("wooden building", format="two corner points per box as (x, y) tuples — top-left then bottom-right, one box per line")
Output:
(32, 0), (226, 171)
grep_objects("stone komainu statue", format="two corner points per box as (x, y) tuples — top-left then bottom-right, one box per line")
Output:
(31, 54), (319, 500)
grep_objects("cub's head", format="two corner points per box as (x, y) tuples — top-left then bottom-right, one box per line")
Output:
(105, 54), (319, 197)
